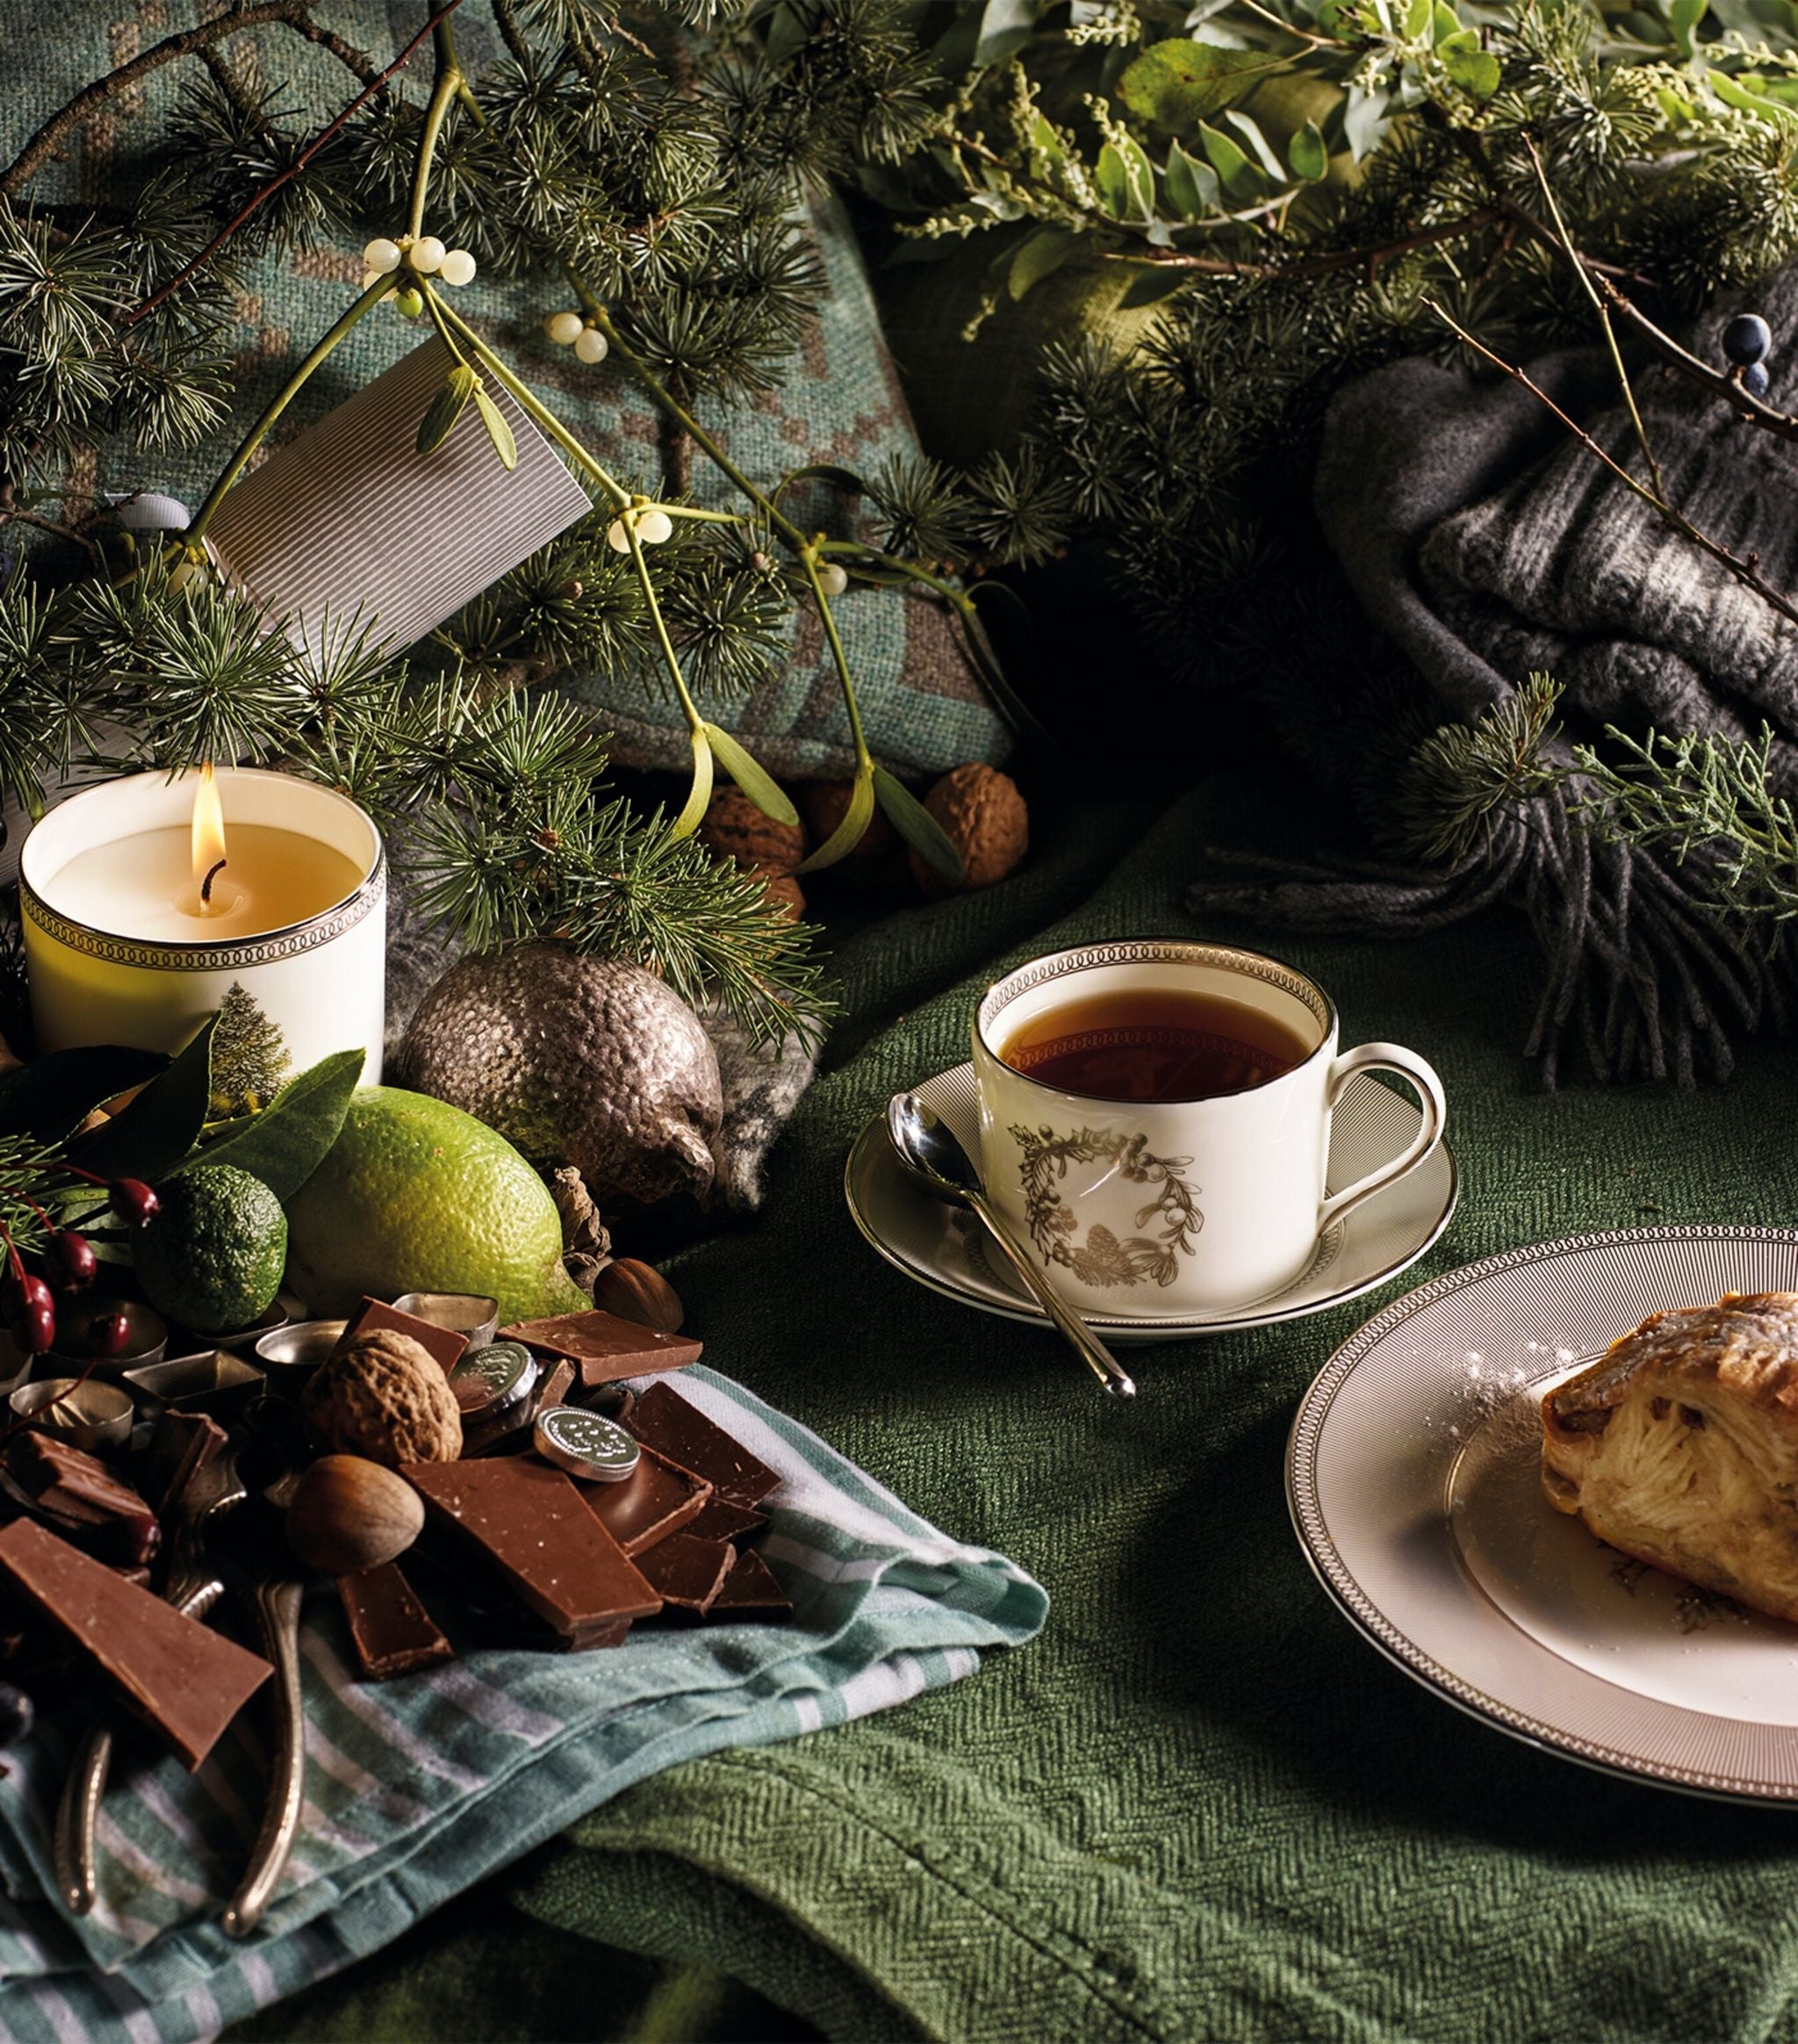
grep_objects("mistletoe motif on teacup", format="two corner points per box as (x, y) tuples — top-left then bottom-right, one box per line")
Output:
(1009, 1124), (1202, 1288)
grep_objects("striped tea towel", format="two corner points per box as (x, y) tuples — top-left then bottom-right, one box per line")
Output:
(0, 1369), (1047, 2040)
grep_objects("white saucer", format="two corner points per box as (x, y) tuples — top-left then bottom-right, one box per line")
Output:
(844, 1062), (1458, 1344)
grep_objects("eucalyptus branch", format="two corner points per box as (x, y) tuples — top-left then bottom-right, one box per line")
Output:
(1424, 297), (1798, 631)
(1111, 207), (1504, 275)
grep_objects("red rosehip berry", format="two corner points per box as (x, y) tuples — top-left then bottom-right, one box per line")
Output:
(110, 1179), (159, 1228)
(18, 1273), (52, 1317)
(89, 1310), (131, 1358)
(47, 1232), (97, 1291)
(22, 1300), (55, 1355)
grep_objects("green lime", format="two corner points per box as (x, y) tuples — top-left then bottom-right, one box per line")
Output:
(133, 1162), (288, 1335)
(283, 1086), (586, 1325)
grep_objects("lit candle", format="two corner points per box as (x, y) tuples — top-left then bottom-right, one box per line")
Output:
(19, 768), (387, 1080)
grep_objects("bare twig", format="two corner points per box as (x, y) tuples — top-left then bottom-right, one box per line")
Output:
(276, 13), (389, 91)
(1112, 206), (1503, 276)
(1425, 296), (1798, 630)
(119, 0), (467, 329)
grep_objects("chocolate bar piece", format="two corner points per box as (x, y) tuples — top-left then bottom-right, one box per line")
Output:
(577, 1442), (710, 1556)
(7, 1437), (160, 1565)
(636, 1533), (733, 1617)
(336, 1298), (468, 1377)
(338, 1562), (455, 1680)
(708, 1547), (792, 1621)
(499, 1307), (700, 1388)
(140, 1409), (228, 1517)
(627, 1383), (780, 1508)
(0, 1520), (271, 1767)
(684, 1497), (769, 1543)
(405, 1457), (661, 1638)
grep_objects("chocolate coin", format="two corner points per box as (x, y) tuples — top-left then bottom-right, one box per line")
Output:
(450, 1340), (536, 1420)
(533, 1404), (640, 1483)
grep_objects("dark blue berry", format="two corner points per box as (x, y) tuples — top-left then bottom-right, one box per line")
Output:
(1724, 313), (1773, 367)
(1744, 361), (1772, 400)
(0, 1683), (35, 1746)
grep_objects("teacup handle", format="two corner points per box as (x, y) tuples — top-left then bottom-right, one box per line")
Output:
(1316, 1043), (1447, 1237)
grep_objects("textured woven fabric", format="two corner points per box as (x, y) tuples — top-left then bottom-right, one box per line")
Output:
(0, 1370), (1045, 2040)
(244, 771), (1798, 2043)
(4, 4), (1005, 779)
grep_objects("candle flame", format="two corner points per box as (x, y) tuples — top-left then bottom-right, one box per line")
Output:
(191, 765), (227, 900)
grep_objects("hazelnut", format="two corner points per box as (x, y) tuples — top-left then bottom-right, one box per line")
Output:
(302, 1329), (463, 1467)
(286, 1455), (425, 1575)
(698, 788), (806, 876)
(592, 1256), (685, 1333)
(910, 764), (1028, 900)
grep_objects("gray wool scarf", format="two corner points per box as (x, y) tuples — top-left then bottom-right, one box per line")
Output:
(1191, 263), (1798, 1085)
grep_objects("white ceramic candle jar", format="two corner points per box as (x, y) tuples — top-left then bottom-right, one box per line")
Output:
(20, 767), (386, 1082)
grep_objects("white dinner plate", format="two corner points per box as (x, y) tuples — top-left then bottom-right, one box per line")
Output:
(844, 1062), (1458, 1344)
(1288, 1226), (1798, 1802)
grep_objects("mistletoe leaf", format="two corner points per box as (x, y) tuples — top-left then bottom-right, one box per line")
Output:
(1115, 40), (1280, 130)
(416, 364), (476, 457)
(873, 766), (963, 882)
(669, 724), (715, 839)
(184, 1048), (362, 1200)
(702, 722), (799, 826)
(0, 1047), (169, 1144)
(70, 1016), (216, 1183)
(795, 765), (875, 873)
(472, 385), (518, 471)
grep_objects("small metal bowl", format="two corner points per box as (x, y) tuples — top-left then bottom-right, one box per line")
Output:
(205, 1297), (291, 1356)
(11, 1377), (134, 1453)
(255, 1317), (349, 1382)
(48, 1297), (167, 1374)
(124, 1349), (264, 1421)
(392, 1292), (500, 1349)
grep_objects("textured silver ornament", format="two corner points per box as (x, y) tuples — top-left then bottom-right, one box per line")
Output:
(395, 942), (723, 1205)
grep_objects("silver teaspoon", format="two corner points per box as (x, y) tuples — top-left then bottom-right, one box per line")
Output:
(886, 1092), (1136, 1401)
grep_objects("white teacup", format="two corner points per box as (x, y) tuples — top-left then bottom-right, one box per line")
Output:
(971, 939), (1446, 1315)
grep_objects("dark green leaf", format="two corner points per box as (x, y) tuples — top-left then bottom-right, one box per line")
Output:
(1288, 119), (1328, 182)
(1115, 40), (1281, 130)
(473, 385), (517, 471)
(1438, 32), (1500, 99)
(1096, 137), (1155, 220)
(1163, 140), (1218, 219)
(702, 722), (800, 826)
(0, 1046), (169, 1144)
(1197, 120), (1264, 199)
(1007, 225), (1078, 301)
(1118, 264), (1196, 309)
(183, 1048), (363, 1200)
(873, 766), (963, 882)
(70, 1016), (216, 1183)
(417, 364), (477, 457)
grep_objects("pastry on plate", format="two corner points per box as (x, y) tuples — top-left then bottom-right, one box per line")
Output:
(1541, 1292), (1798, 1623)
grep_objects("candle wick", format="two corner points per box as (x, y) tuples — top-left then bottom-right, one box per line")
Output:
(200, 859), (227, 905)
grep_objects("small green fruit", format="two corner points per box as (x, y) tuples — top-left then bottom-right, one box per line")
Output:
(133, 1163), (287, 1335)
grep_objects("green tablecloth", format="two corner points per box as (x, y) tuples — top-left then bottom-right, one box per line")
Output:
(241, 779), (1798, 2042)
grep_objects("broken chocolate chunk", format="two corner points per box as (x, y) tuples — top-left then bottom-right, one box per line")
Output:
(140, 1409), (229, 1518)
(576, 1442), (710, 1557)
(335, 1299), (468, 1378)
(626, 1383), (780, 1508)
(6, 1437), (160, 1565)
(683, 1497), (769, 1544)
(338, 1562), (455, 1680)
(0, 1520), (270, 1767)
(636, 1533), (733, 1617)
(404, 1457), (661, 1638)
(708, 1547), (792, 1622)
(498, 1307), (700, 1388)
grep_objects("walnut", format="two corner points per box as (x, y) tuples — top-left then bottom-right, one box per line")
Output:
(698, 788), (806, 876)
(302, 1329), (463, 1467)
(756, 871), (806, 923)
(910, 764), (1029, 901)
(799, 781), (903, 892)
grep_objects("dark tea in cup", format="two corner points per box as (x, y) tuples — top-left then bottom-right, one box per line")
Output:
(996, 985), (1313, 1103)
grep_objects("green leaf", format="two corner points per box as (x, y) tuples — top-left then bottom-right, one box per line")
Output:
(873, 767), (963, 883)
(1430, 1), (1458, 40)
(416, 364), (476, 457)
(1114, 40), (1279, 130)
(975, 0), (1039, 68)
(1196, 120), (1264, 199)
(1672, 0), (1707, 54)
(1221, 109), (1285, 180)
(1288, 119), (1328, 182)
(701, 722), (799, 826)
(472, 385), (517, 471)
(1163, 140), (1218, 219)
(1118, 264), (1196, 310)
(795, 766), (875, 874)
(1403, 0), (1432, 37)
(1007, 225), (1078, 301)
(1095, 137), (1156, 220)
(669, 725), (715, 840)
(70, 1016), (217, 1183)
(1709, 68), (1798, 120)
(0, 1046), (169, 1145)
(184, 1048), (362, 1201)
(1437, 32), (1500, 99)
(1029, 112), (1068, 177)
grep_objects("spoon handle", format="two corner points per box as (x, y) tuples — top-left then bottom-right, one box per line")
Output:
(966, 1193), (1136, 1400)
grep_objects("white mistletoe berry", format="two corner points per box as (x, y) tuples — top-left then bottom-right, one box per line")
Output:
(545, 310), (584, 346)
(817, 562), (849, 597)
(606, 518), (631, 553)
(637, 508), (673, 545)
(362, 237), (402, 273)
(438, 248), (477, 287)
(573, 326), (609, 364)
(409, 236), (447, 275)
